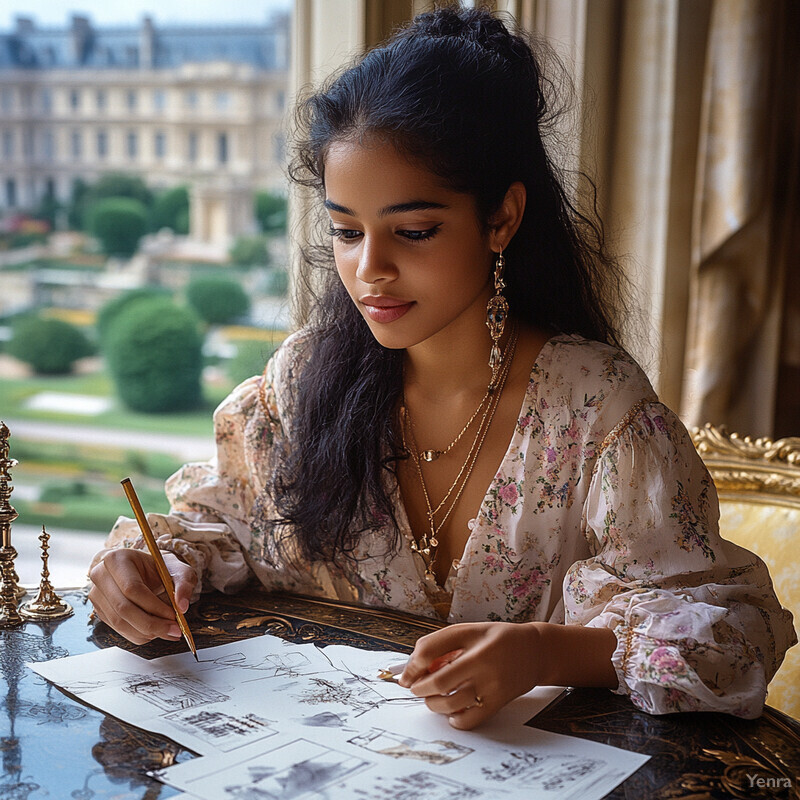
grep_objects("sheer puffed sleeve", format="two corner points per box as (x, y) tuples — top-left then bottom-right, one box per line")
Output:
(564, 402), (797, 717)
(92, 333), (337, 600)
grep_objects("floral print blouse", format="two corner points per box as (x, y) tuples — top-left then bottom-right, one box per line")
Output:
(101, 332), (796, 718)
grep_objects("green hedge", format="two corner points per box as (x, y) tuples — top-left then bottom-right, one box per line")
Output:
(186, 277), (250, 325)
(8, 316), (94, 374)
(105, 300), (204, 413)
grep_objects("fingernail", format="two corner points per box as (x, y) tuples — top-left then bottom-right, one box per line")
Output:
(168, 624), (181, 638)
(178, 598), (189, 613)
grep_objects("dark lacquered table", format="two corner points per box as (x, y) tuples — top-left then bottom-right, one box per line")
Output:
(2, 588), (799, 799)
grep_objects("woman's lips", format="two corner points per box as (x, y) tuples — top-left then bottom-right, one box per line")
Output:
(360, 296), (415, 323)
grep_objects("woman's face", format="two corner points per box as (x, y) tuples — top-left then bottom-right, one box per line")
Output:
(324, 138), (495, 352)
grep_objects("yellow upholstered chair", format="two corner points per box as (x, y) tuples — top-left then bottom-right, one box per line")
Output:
(692, 424), (800, 720)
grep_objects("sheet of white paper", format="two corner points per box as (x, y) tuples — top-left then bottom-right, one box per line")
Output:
(30, 635), (649, 798)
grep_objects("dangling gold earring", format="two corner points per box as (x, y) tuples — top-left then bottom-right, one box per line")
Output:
(486, 249), (509, 386)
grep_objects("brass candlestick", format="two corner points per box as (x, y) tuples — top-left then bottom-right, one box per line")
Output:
(0, 421), (25, 628)
(19, 525), (73, 621)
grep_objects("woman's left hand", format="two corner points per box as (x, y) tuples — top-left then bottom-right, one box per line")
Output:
(398, 621), (544, 730)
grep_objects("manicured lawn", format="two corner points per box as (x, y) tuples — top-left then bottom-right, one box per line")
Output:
(0, 370), (230, 437)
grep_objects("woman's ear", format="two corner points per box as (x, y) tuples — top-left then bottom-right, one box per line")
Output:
(489, 181), (526, 251)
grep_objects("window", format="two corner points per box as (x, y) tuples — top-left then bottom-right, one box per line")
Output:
(69, 89), (80, 110)
(96, 90), (107, 112)
(126, 90), (137, 111)
(6, 179), (16, 207)
(23, 130), (34, 158)
(42, 129), (55, 161)
(214, 91), (231, 111)
(154, 130), (166, 159)
(275, 90), (285, 112)
(153, 89), (166, 112)
(217, 132), (228, 165)
(40, 88), (52, 113)
(127, 130), (138, 159)
(1, 88), (13, 113)
(184, 90), (198, 110)
(2, 129), (13, 159)
(187, 131), (198, 163)
(71, 130), (82, 159)
(45, 177), (56, 199)
(97, 130), (108, 159)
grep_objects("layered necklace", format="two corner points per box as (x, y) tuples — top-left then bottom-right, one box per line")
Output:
(400, 323), (519, 584)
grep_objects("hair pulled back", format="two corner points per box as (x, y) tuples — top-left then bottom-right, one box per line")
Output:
(262, 5), (627, 567)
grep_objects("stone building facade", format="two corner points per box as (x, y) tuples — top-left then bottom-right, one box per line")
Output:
(0, 13), (289, 245)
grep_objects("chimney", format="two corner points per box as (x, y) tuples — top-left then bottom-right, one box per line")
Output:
(140, 15), (156, 69)
(70, 15), (93, 65)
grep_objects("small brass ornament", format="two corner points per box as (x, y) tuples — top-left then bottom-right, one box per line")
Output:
(20, 526), (73, 621)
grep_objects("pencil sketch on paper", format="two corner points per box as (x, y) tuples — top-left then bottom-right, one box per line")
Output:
(121, 673), (229, 712)
(220, 738), (370, 799)
(211, 650), (319, 680)
(347, 728), (473, 764)
(164, 706), (278, 752)
(481, 751), (604, 790)
(350, 771), (484, 800)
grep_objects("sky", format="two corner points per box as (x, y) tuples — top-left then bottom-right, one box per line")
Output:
(2, 0), (291, 30)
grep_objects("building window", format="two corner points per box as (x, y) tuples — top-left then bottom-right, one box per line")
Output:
(187, 131), (198, 163)
(41, 88), (52, 113)
(126, 90), (137, 111)
(97, 130), (108, 159)
(127, 130), (138, 159)
(69, 89), (80, 110)
(154, 130), (166, 159)
(96, 90), (107, 112)
(153, 89), (166, 112)
(214, 91), (231, 111)
(126, 46), (139, 67)
(6, 179), (16, 207)
(23, 131), (34, 159)
(1, 89), (12, 113)
(275, 90), (285, 112)
(184, 90), (198, 110)
(71, 130), (82, 160)
(42, 129), (55, 161)
(2, 130), (13, 159)
(217, 132), (228, 165)
(45, 177), (56, 199)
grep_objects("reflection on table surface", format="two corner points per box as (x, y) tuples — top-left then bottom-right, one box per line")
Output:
(2, 589), (799, 800)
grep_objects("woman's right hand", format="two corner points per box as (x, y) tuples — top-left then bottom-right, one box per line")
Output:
(88, 548), (198, 645)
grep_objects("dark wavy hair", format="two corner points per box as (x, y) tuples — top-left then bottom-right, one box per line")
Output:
(261, 5), (629, 567)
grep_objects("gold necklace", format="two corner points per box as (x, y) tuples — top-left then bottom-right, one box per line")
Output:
(401, 326), (518, 583)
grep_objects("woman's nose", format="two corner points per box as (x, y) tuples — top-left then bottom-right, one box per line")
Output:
(355, 238), (396, 284)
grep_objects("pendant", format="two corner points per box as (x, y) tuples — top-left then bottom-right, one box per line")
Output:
(421, 449), (439, 462)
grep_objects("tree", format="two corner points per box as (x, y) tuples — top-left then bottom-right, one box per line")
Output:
(8, 316), (94, 374)
(68, 173), (154, 232)
(186, 277), (250, 325)
(88, 197), (148, 258)
(105, 300), (204, 413)
(229, 235), (270, 267)
(96, 286), (173, 343)
(254, 191), (288, 235)
(151, 186), (190, 234)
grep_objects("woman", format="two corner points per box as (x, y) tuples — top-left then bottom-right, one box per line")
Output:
(88, 6), (795, 730)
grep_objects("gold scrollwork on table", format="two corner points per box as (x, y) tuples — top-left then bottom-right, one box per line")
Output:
(690, 423), (800, 507)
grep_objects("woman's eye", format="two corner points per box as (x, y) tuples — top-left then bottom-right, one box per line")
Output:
(399, 225), (441, 242)
(328, 226), (362, 241)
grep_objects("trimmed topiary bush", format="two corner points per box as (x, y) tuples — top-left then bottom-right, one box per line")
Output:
(87, 197), (148, 257)
(254, 191), (287, 235)
(186, 277), (250, 325)
(151, 186), (190, 234)
(105, 300), (204, 413)
(96, 286), (173, 344)
(8, 315), (94, 374)
(229, 235), (270, 267)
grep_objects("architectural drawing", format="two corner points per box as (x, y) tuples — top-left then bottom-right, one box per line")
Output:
(164, 706), (278, 752)
(480, 751), (604, 790)
(347, 728), (473, 765)
(122, 673), (229, 712)
(350, 771), (484, 800)
(221, 738), (370, 799)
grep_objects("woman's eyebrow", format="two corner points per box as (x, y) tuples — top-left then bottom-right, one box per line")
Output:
(324, 199), (448, 217)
